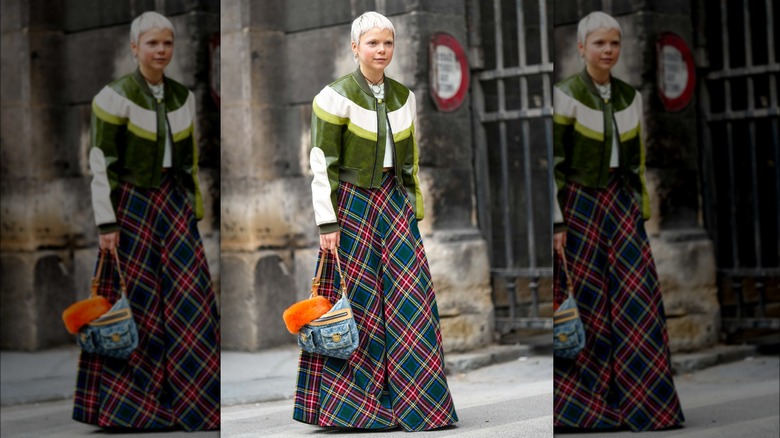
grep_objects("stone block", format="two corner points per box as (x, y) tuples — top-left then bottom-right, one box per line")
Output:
(0, 254), (36, 350)
(220, 105), (289, 180)
(666, 313), (720, 353)
(163, 0), (220, 16)
(419, 167), (476, 231)
(1, 31), (25, 105)
(220, 0), (244, 33)
(0, 103), (32, 178)
(0, 177), (94, 252)
(246, 0), (285, 31)
(220, 176), (318, 251)
(439, 313), (493, 353)
(415, 95), (473, 168)
(254, 251), (298, 349)
(62, 0), (137, 32)
(220, 250), (301, 351)
(64, 104), (93, 177)
(650, 229), (720, 351)
(219, 29), (249, 105)
(285, 25), (352, 104)
(248, 30), (287, 105)
(293, 247), (321, 303)
(0, 251), (76, 350)
(385, 0), (467, 16)
(27, 0), (64, 29)
(284, 0), (371, 33)
(73, 248), (98, 303)
(30, 107), (78, 179)
(219, 252), (260, 350)
(63, 26), (134, 104)
(424, 233), (494, 352)
(1, 0), (23, 32)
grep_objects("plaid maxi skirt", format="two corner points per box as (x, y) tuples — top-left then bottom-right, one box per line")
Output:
(293, 172), (458, 431)
(553, 174), (684, 431)
(73, 175), (220, 431)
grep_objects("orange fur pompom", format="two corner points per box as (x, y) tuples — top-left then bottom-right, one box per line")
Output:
(283, 296), (333, 334)
(62, 296), (112, 334)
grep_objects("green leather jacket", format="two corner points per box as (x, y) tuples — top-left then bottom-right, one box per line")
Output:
(89, 69), (203, 234)
(310, 68), (422, 234)
(553, 69), (650, 232)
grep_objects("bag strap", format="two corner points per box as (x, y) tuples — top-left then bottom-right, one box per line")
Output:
(310, 250), (347, 298)
(559, 250), (575, 299)
(90, 250), (128, 299)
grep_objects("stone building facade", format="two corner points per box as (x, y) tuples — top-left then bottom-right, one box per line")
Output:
(554, 0), (743, 352)
(0, 0), (220, 350)
(219, 0), (497, 352)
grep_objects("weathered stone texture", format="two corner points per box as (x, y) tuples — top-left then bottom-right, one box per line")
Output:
(1, 0), (220, 350)
(220, 251), (298, 350)
(0, 252), (76, 350)
(425, 235), (494, 351)
(651, 230), (720, 352)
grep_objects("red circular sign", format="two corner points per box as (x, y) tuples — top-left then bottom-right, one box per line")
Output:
(656, 32), (696, 111)
(429, 33), (470, 112)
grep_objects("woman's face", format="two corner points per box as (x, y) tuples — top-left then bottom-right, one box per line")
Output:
(352, 27), (394, 77)
(578, 27), (621, 78)
(131, 27), (174, 77)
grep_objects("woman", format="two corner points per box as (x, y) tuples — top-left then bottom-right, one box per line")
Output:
(294, 11), (458, 432)
(73, 11), (220, 431)
(552, 11), (684, 432)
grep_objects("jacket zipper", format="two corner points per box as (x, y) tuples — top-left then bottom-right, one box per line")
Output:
(371, 98), (381, 187)
(612, 112), (622, 169)
(154, 97), (163, 183)
(600, 98), (608, 185)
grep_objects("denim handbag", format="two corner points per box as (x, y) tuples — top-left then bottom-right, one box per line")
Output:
(553, 251), (586, 360)
(76, 251), (139, 360)
(297, 251), (359, 360)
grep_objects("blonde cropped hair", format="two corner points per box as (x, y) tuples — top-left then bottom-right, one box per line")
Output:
(130, 11), (175, 44)
(351, 11), (395, 62)
(577, 11), (622, 44)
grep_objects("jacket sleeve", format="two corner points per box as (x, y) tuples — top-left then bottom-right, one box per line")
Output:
(89, 87), (127, 234)
(186, 91), (205, 221)
(402, 91), (424, 221)
(310, 87), (344, 234)
(636, 91), (651, 220)
(552, 86), (575, 233)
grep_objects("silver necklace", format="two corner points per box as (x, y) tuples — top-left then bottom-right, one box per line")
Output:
(363, 74), (384, 94)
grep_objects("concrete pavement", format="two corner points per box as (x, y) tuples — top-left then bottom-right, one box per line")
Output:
(1, 340), (775, 437)
(0, 340), (758, 408)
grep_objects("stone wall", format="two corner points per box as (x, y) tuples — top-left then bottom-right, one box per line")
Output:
(0, 0), (220, 351)
(220, 0), (494, 352)
(554, 0), (719, 352)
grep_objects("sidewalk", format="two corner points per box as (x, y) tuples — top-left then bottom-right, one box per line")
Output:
(0, 340), (760, 407)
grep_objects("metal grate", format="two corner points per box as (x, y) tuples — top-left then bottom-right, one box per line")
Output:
(699, 0), (780, 331)
(469, 0), (554, 331)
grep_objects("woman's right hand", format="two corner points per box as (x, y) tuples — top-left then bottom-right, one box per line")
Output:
(99, 231), (120, 252)
(320, 231), (341, 254)
(553, 231), (567, 256)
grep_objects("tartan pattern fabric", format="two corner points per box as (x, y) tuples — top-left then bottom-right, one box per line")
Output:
(553, 174), (684, 431)
(294, 173), (458, 431)
(73, 176), (220, 431)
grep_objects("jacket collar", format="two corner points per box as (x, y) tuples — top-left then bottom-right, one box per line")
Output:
(132, 68), (168, 99)
(578, 68), (615, 98)
(351, 66), (391, 100)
